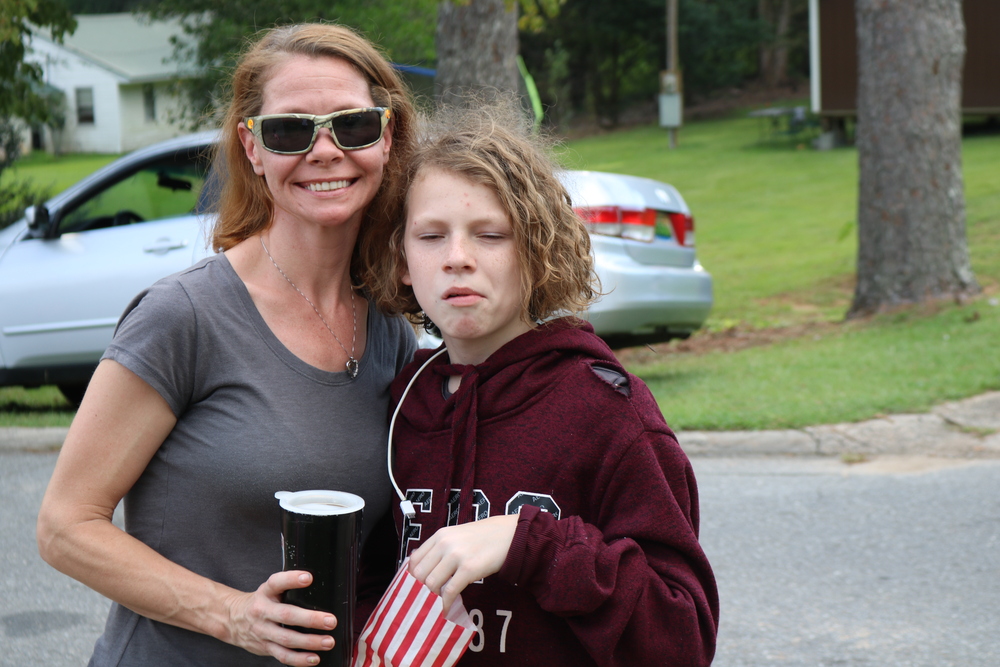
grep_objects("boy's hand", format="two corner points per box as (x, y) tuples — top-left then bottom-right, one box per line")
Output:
(408, 514), (518, 610)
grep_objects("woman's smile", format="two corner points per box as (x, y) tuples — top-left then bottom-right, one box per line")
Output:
(303, 179), (351, 193)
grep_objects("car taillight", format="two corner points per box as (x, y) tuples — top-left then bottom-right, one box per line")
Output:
(620, 208), (656, 242)
(575, 206), (621, 237)
(666, 211), (694, 247)
(574, 206), (656, 243)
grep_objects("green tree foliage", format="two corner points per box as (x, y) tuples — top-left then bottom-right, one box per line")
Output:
(756, 0), (810, 87)
(0, 0), (76, 121)
(0, 118), (52, 230)
(521, 0), (664, 127)
(678, 0), (766, 98)
(518, 0), (563, 32)
(1, 0), (70, 227)
(521, 0), (771, 127)
(62, 0), (144, 12)
(136, 0), (438, 126)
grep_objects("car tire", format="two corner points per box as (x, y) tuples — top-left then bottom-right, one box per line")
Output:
(57, 383), (88, 407)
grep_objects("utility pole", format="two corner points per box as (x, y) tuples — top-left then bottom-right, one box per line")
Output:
(660, 0), (682, 149)
(667, 0), (678, 73)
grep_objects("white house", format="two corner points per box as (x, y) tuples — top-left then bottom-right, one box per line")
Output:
(27, 13), (199, 154)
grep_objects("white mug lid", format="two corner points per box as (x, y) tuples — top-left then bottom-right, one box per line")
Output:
(274, 490), (366, 516)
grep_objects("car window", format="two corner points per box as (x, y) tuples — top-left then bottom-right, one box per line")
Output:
(57, 150), (209, 234)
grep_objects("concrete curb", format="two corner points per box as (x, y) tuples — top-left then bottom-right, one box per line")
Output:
(678, 391), (1000, 459)
(3, 391), (999, 458)
(0, 427), (71, 452)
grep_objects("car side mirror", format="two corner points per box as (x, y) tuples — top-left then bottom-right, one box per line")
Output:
(25, 205), (50, 231)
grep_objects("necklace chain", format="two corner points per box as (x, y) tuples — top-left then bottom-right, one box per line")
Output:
(260, 235), (359, 379)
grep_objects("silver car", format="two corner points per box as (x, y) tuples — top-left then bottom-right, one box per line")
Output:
(0, 132), (711, 403)
(562, 170), (713, 348)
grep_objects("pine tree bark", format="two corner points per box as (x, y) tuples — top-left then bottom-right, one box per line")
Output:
(850, 0), (978, 316)
(435, 0), (519, 106)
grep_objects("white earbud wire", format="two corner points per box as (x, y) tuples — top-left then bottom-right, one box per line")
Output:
(388, 346), (449, 518)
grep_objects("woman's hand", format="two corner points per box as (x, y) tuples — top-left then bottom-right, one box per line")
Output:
(223, 570), (337, 667)
(408, 514), (518, 610)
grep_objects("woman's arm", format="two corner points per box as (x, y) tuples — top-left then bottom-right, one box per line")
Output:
(37, 360), (340, 666)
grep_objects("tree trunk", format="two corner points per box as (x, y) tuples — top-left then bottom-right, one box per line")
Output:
(435, 0), (520, 106)
(759, 0), (792, 87)
(770, 0), (792, 86)
(850, 0), (978, 317)
(759, 0), (774, 83)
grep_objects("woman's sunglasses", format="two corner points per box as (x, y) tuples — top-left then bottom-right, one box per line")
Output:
(244, 107), (391, 155)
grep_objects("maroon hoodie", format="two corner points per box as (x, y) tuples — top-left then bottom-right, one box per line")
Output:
(389, 319), (718, 666)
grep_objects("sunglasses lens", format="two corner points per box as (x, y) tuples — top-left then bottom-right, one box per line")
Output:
(259, 117), (315, 153)
(331, 110), (383, 148)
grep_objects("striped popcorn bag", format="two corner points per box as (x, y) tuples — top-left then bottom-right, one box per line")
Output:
(353, 559), (476, 667)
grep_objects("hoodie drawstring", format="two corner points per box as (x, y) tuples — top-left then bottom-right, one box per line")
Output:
(388, 346), (448, 518)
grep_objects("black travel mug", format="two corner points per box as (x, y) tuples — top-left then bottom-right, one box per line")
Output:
(275, 490), (365, 667)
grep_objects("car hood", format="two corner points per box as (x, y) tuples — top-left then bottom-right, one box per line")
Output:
(0, 220), (27, 255)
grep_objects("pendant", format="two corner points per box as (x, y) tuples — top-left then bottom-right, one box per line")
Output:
(346, 357), (360, 379)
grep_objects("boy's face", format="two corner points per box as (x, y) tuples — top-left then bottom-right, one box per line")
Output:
(402, 167), (534, 366)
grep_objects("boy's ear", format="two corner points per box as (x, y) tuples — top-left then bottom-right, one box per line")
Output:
(400, 246), (412, 285)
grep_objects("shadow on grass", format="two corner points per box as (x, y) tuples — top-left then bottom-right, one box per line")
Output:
(963, 116), (1000, 137)
(0, 404), (75, 415)
(0, 387), (75, 426)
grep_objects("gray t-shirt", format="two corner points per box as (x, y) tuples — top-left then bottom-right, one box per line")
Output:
(90, 254), (416, 666)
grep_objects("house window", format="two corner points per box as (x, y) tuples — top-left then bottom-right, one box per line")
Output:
(76, 87), (95, 124)
(143, 84), (156, 122)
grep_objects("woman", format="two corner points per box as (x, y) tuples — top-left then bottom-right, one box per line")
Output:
(36, 24), (417, 667)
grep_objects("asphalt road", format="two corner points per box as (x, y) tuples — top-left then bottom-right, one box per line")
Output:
(697, 455), (1000, 667)
(1, 450), (111, 665)
(2, 450), (998, 666)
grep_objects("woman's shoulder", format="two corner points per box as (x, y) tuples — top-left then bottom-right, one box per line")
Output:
(369, 309), (417, 349)
(125, 253), (225, 303)
(115, 255), (237, 330)
(159, 254), (233, 292)
(366, 307), (418, 375)
(370, 306), (411, 333)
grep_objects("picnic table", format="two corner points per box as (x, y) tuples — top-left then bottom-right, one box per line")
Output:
(747, 105), (811, 142)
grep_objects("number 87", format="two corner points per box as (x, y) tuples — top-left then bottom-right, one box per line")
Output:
(468, 609), (513, 653)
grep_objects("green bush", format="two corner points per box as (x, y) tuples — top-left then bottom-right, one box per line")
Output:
(0, 118), (52, 230)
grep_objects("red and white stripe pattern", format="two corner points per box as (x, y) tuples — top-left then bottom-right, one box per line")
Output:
(354, 560), (475, 667)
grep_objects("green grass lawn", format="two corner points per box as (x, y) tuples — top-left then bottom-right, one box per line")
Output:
(564, 106), (1000, 429)
(633, 299), (1000, 430)
(3, 108), (999, 429)
(1, 151), (120, 196)
(0, 386), (75, 427)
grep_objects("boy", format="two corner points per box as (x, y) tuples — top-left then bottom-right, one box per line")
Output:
(365, 104), (718, 666)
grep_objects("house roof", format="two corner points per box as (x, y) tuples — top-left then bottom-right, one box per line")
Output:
(48, 13), (196, 83)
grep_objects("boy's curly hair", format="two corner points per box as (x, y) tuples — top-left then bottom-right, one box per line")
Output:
(362, 97), (598, 328)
